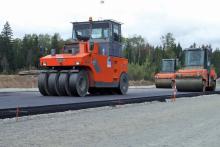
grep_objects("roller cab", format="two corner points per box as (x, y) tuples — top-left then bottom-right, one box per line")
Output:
(38, 19), (128, 97)
(155, 59), (177, 88)
(176, 48), (217, 92)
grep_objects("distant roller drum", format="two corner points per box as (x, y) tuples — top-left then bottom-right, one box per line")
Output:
(176, 78), (205, 92)
(155, 79), (173, 88)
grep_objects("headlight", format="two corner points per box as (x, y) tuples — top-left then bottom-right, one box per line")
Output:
(42, 62), (47, 66)
(76, 61), (80, 65)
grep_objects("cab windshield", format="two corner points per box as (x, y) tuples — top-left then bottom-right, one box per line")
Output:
(162, 60), (175, 72)
(184, 50), (204, 67)
(73, 23), (109, 40)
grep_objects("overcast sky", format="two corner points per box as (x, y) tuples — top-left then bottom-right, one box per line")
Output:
(1, 0), (220, 48)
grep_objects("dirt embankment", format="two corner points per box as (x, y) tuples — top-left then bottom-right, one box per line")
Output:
(0, 75), (38, 88)
(0, 75), (154, 88)
(129, 80), (154, 86)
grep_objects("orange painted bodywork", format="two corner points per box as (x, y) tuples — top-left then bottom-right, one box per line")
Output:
(155, 72), (176, 80)
(40, 42), (128, 85)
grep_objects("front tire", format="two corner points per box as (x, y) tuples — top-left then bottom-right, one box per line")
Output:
(69, 70), (89, 97)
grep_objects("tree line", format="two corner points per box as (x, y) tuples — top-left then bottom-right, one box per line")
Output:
(0, 21), (64, 73)
(124, 33), (220, 80)
(0, 21), (220, 80)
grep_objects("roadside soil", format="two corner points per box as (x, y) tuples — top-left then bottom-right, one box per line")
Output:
(0, 75), (153, 88)
(0, 75), (38, 88)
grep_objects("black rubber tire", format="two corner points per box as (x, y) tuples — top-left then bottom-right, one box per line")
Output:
(48, 73), (60, 96)
(38, 72), (49, 96)
(57, 73), (70, 96)
(69, 70), (89, 97)
(117, 73), (129, 95)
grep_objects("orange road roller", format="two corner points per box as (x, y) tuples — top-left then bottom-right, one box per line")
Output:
(176, 47), (217, 92)
(155, 59), (178, 88)
(38, 19), (128, 97)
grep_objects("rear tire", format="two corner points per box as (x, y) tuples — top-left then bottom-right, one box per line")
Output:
(117, 73), (129, 95)
(38, 72), (49, 96)
(48, 72), (60, 96)
(69, 70), (89, 97)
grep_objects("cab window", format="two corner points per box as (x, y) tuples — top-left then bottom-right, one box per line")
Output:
(113, 24), (119, 41)
(91, 28), (102, 39)
(103, 29), (109, 38)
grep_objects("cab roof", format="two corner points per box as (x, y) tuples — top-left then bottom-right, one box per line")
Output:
(162, 58), (176, 60)
(184, 48), (211, 51)
(71, 19), (122, 25)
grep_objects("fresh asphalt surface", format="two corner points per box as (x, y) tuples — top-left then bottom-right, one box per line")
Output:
(0, 87), (219, 109)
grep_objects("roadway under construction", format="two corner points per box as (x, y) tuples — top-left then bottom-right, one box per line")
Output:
(0, 87), (219, 119)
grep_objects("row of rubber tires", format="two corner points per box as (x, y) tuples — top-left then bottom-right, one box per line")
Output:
(38, 70), (129, 97)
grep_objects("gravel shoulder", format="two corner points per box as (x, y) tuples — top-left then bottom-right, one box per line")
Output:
(1, 94), (220, 147)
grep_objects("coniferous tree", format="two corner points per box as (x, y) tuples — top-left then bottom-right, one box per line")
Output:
(161, 33), (176, 58)
(51, 33), (64, 54)
(212, 49), (220, 77)
(0, 21), (14, 73)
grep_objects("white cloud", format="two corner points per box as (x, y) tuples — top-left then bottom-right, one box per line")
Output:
(1, 0), (220, 48)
